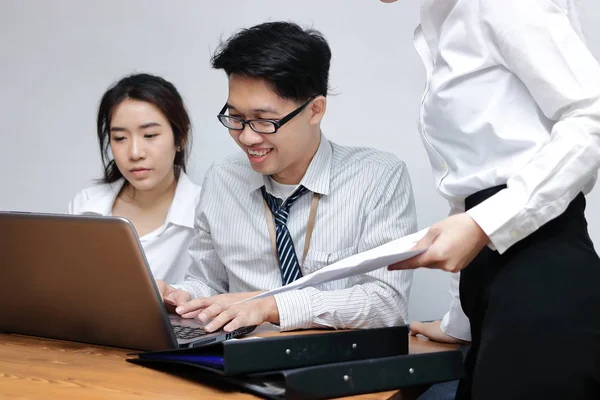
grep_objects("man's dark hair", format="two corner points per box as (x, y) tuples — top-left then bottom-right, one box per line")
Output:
(211, 22), (331, 103)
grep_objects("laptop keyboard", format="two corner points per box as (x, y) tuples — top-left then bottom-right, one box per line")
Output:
(173, 324), (206, 340)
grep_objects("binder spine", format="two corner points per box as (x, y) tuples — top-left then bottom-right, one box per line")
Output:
(225, 327), (409, 375)
(283, 351), (464, 400)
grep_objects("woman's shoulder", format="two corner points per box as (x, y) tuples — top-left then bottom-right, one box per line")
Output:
(68, 181), (123, 215)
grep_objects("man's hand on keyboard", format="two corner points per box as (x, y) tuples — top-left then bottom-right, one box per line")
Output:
(201, 296), (279, 333)
(175, 291), (263, 319)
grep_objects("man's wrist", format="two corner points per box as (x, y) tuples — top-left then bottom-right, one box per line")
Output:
(262, 296), (280, 324)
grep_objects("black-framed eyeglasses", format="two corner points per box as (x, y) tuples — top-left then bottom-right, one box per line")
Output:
(217, 95), (318, 134)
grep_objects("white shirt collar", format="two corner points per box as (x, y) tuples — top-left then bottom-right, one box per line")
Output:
(165, 171), (198, 229)
(247, 132), (332, 195)
(80, 171), (199, 229)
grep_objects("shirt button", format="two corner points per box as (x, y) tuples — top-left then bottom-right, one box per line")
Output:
(441, 162), (448, 170)
(510, 230), (520, 240)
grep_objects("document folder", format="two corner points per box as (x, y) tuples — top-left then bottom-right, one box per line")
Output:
(130, 326), (409, 375)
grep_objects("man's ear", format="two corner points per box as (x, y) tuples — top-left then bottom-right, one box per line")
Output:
(309, 96), (327, 126)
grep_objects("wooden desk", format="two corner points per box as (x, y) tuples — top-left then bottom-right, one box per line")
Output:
(0, 333), (460, 399)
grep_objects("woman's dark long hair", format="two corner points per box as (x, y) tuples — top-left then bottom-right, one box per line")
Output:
(97, 73), (191, 183)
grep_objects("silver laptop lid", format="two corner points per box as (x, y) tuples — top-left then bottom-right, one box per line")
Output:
(0, 212), (178, 351)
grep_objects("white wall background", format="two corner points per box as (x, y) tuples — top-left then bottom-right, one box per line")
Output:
(1, 0), (599, 321)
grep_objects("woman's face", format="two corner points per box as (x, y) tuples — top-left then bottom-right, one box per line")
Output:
(109, 99), (178, 192)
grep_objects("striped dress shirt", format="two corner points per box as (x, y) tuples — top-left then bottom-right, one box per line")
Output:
(176, 135), (417, 331)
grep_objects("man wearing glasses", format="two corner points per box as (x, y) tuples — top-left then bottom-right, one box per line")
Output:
(157, 21), (417, 334)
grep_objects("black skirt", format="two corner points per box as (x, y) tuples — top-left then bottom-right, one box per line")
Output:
(457, 186), (600, 400)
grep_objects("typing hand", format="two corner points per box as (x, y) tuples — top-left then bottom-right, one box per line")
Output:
(388, 213), (489, 273)
(202, 296), (279, 333)
(410, 320), (468, 344)
(156, 279), (192, 309)
(174, 291), (263, 319)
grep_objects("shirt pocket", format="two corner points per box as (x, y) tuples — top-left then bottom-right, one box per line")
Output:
(302, 247), (356, 275)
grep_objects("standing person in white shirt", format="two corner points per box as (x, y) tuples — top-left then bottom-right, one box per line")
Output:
(69, 73), (201, 284)
(381, 0), (600, 399)
(157, 22), (417, 334)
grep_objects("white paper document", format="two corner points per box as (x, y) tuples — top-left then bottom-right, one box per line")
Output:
(241, 228), (429, 303)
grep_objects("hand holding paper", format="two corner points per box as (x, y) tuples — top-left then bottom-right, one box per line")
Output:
(389, 213), (489, 272)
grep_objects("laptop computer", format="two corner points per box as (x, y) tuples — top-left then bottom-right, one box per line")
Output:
(0, 211), (256, 351)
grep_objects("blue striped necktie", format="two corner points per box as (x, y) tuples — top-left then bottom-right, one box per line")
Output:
(261, 185), (309, 285)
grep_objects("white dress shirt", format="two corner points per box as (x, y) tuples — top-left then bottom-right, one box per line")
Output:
(415, 0), (600, 341)
(175, 135), (417, 331)
(68, 172), (201, 284)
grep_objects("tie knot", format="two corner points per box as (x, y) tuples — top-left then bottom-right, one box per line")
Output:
(261, 185), (309, 226)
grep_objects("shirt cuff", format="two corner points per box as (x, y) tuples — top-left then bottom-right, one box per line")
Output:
(439, 272), (471, 342)
(466, 187), (534, 254)
(440, 310), (471, 342)
(172, 281), (206, 299)
(274, 290), (314, 331)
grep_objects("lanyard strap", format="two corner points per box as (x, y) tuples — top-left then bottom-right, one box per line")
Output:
(263, 192), (320, 266)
